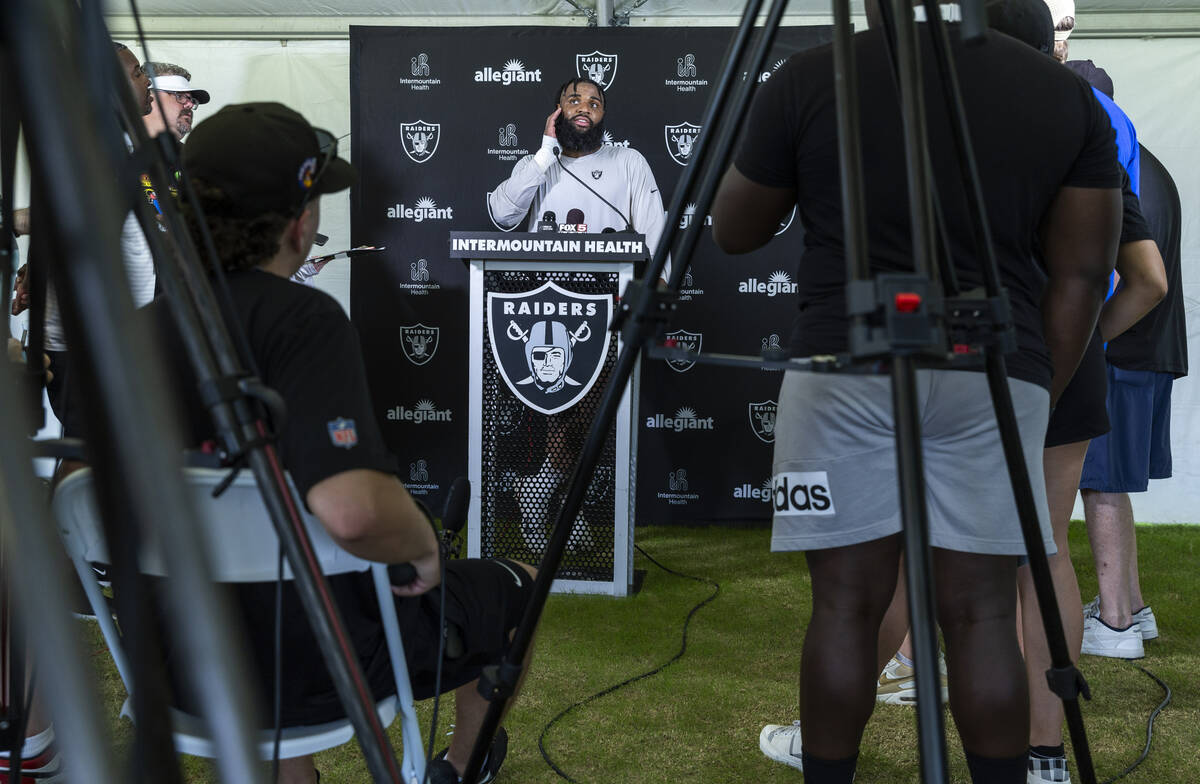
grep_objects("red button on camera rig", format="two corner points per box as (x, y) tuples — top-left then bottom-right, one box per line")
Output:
(894, 292), (922, 313)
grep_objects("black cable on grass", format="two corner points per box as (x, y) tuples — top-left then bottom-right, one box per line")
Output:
(1098, 665), (1171, 784)
(539, 544), (720, 782)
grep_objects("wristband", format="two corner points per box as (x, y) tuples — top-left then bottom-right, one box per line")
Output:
(533, 135), (558, 172)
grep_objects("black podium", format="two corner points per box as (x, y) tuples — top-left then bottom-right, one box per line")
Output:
(450, 230), (644, 596)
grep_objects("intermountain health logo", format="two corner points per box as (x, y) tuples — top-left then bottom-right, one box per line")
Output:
(739, 270), (798, 297)
(401, 120), (440, 164)
(475, 59), (543, 85)
(487, 281), (613, 415)
(386, 399), (453, 424)
(400, 323), (439, 366)
(645, 406), (715, 432)
(658, 468), (700, 506)
(666, 53), (709, 92)
(487, 122), (530, 163)
(399, 53), (441, 91)
(576, 50), (619, 90)
(678, 267), (705, 302)
(399, 258), (441, 296)
(665, 122), (702, 166)
(387, 197), (454, 222)
(405, 457), (441, 497)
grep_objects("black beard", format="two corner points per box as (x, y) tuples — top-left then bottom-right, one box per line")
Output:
(554, 114), (605, 153)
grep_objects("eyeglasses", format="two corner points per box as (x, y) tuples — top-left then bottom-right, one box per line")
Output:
(162, 91), (196, 109)
(295, 128), (338, 218)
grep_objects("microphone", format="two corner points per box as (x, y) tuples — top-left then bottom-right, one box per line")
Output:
(565, 208), (585, 227)
(388, 477), (471, 588)
(441, 476), (471, 540)
(537, 211), (557, 232)
(553, 149), (634, 232)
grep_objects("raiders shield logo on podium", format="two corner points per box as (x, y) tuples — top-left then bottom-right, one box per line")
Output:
(487, 281), (613, 415)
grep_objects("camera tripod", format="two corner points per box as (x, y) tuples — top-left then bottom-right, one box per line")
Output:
(460, 1), (1099, 783)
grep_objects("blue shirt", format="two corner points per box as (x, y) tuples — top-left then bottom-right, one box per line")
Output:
(1093, 87), (1139, 195)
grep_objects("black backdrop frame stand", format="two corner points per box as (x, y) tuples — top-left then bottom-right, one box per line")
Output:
(463, 0), (1098, 783)
(0, 1), (410, 781)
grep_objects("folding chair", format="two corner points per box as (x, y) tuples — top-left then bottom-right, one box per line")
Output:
(53, 467), (426, 783)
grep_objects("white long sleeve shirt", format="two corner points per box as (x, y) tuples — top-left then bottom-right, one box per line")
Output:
(488, 135), (668, 272)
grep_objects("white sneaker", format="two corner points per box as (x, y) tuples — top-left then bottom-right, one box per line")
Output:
(1083, 595), (1158, 641)
(876, 653), (949, 705)
(1027, 752), (1071, 783)
(759, 721), (804, 771)
(1133, 605), (1159, 640)
(1081, 615), (1144, 659)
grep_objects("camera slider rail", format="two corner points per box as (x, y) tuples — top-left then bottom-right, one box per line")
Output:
(641, 272), (1018, 375)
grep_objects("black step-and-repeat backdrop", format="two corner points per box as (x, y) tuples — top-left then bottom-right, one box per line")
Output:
(349, 25), (831, 525)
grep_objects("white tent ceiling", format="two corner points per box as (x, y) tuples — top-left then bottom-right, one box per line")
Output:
(104, 0), (1200, 38)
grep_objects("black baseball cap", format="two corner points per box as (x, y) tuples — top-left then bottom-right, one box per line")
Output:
(986, 0), (1054, 56)
(183, 102), (356, 219)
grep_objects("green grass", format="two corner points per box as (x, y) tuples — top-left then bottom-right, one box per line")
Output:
(87, 522), (1200, 782)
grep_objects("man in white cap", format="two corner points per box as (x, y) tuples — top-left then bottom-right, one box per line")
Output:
(1043, 0), (1075, 61)
(144, 61), (210, 140)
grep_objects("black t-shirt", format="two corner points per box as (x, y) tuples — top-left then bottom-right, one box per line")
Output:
(734, 27), (1121, 389)
(1107, 145), (1188, 377)
(1119, 168), (1152, 245)
(153, 269), (399, 725)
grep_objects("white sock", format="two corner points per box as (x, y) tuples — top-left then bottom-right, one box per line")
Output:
(0, 725), (54, 758)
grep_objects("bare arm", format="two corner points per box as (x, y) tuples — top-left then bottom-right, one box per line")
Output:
(1098, 239), (1167, 341)
(711, 164), (796, 255)
(1039, 186), (1121, 405)
(306, 468), (440, 595)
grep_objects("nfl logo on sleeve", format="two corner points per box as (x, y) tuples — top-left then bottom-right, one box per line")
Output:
(327, 417), (358, 449)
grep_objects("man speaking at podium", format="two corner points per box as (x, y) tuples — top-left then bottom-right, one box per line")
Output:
(487, 77), (668, 256)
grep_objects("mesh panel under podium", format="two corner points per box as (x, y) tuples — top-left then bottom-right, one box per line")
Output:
(481, 269), (619, 583)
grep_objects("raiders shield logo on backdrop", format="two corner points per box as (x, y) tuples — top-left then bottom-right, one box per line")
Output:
(487, 281), (613, 415)
(400, 323), (439, 365)
(748, 400), (779, 443)
(400, 120), (440, 164)
(665, 122), (702, 166)
(576, 51), (619, 90)
(664, 329), (702, 373)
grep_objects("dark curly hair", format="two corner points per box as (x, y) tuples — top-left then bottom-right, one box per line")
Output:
(554, 76), (605, 107)
(180, 180), (291, 273)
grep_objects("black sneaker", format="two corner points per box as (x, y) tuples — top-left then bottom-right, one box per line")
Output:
(426, 727), (508, 784)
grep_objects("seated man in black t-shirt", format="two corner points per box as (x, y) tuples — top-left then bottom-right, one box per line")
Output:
(163, 103), (535, 784)
(711, 2), (1121, 782)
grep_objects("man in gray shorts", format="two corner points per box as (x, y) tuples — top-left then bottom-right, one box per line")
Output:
(711, 2), (1121, 781)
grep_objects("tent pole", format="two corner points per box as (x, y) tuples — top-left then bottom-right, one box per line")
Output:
(597, 0), (615, 26)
